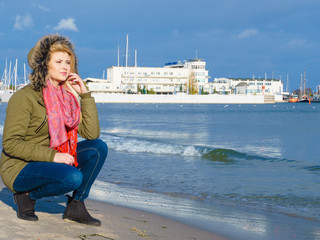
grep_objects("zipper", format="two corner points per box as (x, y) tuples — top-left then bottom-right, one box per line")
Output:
(35, 115), (47, 133)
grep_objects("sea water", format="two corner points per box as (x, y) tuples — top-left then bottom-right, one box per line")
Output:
(1, 102), (320, 239)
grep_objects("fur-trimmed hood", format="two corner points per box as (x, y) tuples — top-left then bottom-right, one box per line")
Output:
(28, 34), (78, 91)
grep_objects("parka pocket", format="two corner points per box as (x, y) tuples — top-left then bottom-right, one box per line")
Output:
(35, 115), (47, 133)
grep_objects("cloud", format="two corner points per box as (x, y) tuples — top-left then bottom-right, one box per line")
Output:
(195, 29), (225, 39)
(237, 29), (259, 39)
(54, 18), (79, 32)
(37, 4), (50, 12)
(286, 39), (306, 48)
(13, 14), (34, 31)
(172, 29), (183, 37)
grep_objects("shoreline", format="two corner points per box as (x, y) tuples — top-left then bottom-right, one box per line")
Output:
(0, 91), (283, 104)
(89, 181), (320, 240)
(0, 179), (228, 240)
(92, 93), (281, 104)
(2, 174), (320, 239)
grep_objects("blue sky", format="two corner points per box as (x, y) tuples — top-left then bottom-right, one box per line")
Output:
(0, 0), (319, 92)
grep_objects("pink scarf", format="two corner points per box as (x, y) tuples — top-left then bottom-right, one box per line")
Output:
(43, 80), (80, 166)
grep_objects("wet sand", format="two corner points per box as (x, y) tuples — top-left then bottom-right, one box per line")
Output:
(0, 179), (228, 240)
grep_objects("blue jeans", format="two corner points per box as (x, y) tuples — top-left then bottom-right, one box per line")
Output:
(13, 139), (108, 201)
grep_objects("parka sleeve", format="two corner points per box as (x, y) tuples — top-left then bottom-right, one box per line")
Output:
(77, 92), (100, 139)
(2, 91), (56, 162)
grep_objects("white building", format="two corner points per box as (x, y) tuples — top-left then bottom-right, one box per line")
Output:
(84, 60), (283, 96)
(211, 77), (283, 95)
(84, 59), (210, 94)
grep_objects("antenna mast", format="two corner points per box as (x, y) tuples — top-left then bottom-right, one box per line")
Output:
(117, 41), (120, 67)
(135, 49), (137, 67)
(125, 34), (129, 67)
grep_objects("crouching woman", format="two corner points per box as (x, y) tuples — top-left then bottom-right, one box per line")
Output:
(0, 34), (108, 226)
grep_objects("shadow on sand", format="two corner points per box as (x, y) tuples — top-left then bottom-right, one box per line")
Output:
(0, 187), (67, 214)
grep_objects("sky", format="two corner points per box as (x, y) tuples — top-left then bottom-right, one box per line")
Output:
(0, 0), (319, 92)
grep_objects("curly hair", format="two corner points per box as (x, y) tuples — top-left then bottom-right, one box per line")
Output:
(28, 34), (78, 91)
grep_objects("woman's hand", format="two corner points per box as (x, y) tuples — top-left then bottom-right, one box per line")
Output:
(53, 152), (75, 165)
(67, 73), (88, 94)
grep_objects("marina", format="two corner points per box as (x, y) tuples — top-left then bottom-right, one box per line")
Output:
(0, 58), (28, 102)
(0, 36), (317, 104)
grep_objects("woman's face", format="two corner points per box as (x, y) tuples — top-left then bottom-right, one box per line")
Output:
(48, 51), (71, 87)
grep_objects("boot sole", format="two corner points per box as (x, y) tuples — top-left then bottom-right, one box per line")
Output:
(63, 215), (101, 226)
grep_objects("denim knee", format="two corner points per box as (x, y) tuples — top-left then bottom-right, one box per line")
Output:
(64, 169), (83, 191)
(95, 139), (108, 160)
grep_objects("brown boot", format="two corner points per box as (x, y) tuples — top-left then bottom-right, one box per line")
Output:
(63, 196), (101, 226)
(13, 193), (38, 221)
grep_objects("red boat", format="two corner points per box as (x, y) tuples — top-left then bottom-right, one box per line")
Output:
(288, 95), (299, 103)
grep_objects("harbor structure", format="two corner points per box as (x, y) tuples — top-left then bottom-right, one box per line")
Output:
(212, 77), (283, 95)
(84, 64), (283, 96)
(84, 58), (210, 94)
(84, 34), (283, 97)
(0, 34), (284, 103)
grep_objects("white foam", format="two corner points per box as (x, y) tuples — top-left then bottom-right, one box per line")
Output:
(100, 134), (202, 157)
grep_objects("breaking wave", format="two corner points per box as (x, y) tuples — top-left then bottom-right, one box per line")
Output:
(99, 132), (289, 164)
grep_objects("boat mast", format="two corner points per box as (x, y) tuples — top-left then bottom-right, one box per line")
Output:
(4, 58), (7, 88)
(14, 59), (18, 91)
(24, 63), (27, 84)
(8, 61), (12, 90)
(286, 73), (289, 93)
(300, 73), (303, 96)
(303, 69), (306, 95)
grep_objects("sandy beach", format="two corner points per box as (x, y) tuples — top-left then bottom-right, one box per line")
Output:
(0, 179), (228, 240)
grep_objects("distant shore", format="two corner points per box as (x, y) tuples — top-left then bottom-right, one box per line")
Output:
(92, 93), (282, 104)
(0, 90), (283, 104)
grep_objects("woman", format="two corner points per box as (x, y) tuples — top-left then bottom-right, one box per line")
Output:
(0, 34), (108, 226)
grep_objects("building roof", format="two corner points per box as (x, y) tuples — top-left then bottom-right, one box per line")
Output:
(236, 82), (249, 87)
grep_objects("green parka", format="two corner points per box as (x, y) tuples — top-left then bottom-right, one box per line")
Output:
(0, 85), (100, 191)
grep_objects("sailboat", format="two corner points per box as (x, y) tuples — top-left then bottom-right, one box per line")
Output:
(310, 85), (320, 103)
(298, 70), (309, 103)
(0, 58), (28, 102)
